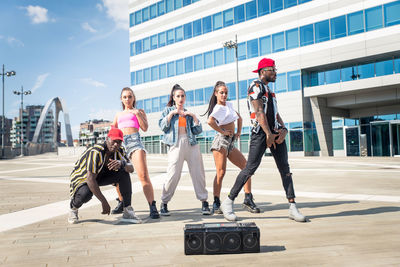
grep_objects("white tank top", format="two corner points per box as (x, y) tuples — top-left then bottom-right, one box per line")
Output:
(209, 102), (239, 126)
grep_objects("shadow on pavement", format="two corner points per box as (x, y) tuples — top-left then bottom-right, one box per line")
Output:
(260, 245), (286, 253)
(307, 206), (400, 219)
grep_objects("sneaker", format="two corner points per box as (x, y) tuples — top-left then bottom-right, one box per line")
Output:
(202, 201), (211, 215)
(212, 197), (222, 215)
(111, 198), (123, 214)
(68, 208), (79, 224)
(220, 198), (237, 221)
(243, 193), (260, 213)
(122, 206), (142, 224)
(289, 203), (306, 222)
(149, 200), (160, 219)
(160, 203), (170, 216)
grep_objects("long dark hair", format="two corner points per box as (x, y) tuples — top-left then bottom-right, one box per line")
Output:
(202, 81), (226, 117)
(121, 87), (136, 110)
(167, 84), (185, 107)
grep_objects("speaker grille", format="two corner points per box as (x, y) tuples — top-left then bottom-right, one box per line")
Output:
(223, 233), (241, 252)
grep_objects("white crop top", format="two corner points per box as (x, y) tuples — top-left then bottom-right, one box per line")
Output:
(210, 102), (239, 126)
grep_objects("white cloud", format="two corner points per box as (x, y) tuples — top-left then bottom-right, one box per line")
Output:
(81, 22), (97, 33)
(25, 5), (50, 24)
(88, 108), (118, 121)
(102, 0), (129, 30)
(31, 73), (50, 93)
(81, 78), (106, 88)
(0, 35), (24, 47)
(96, 3), (104, 12)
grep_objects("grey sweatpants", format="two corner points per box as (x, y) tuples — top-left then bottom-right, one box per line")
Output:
(161, 134), (208, 203)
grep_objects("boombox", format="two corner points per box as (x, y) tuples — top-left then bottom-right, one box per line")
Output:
(184, 222), (260, 255)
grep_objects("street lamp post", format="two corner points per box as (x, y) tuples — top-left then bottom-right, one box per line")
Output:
(13, 86), (31, 156)
(1, 65), (16, 158)
(223, 34), (240, 151)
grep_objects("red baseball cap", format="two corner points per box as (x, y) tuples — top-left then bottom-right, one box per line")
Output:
(252, 58), (275, 73)
(107, 128), (124, 141)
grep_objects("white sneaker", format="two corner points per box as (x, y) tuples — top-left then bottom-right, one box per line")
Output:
(220, 198), (237, 221)
(68, 208), (79, 224)
(122, 206), (142, 224)
(289, 203), (306, 222)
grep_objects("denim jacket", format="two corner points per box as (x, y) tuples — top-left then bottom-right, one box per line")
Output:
(159, 106), (202, 146)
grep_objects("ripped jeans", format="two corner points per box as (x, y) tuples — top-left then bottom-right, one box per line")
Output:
(229, 129), (295, 200)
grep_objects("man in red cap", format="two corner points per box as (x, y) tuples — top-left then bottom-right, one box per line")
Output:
(68, 127), (142, 224)
(220, 58), (306, 222)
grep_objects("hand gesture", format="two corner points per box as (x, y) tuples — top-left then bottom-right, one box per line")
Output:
(266, 133), (277, 149)
(101, 201), (111, 215)
(107, 159), (121, 171)
(275, 128), (287, 144)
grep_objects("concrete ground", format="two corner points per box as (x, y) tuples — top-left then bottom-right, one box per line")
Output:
(0, 152), (399, 266)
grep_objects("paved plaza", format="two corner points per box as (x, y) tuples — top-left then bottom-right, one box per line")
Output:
(0, 152), (399, 266)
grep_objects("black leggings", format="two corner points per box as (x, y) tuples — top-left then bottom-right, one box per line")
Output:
(229, 129), (295, 200)
(70, 169), (132, 209)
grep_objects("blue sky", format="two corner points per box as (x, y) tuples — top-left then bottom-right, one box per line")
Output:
(0, 0), (130, 139)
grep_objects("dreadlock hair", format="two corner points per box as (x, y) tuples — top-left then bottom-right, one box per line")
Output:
(120, 87), (136, 110)
(167, 84), (186, 107)
(202, 81), (227, 117)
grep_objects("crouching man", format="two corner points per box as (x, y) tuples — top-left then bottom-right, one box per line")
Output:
(68, 127), (141, 224)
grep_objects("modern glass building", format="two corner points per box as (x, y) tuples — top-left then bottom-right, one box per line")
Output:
(129, 0), (400, 156)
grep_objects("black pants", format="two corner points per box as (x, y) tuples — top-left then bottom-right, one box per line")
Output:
(70, 168), (132, 209)
(229, 129), (295, 200)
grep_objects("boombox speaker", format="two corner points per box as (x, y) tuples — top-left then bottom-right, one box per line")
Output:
(184, 222), (260, 255)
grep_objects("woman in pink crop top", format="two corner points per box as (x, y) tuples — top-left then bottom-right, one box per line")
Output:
(111, 87), (159, 219)
(203, 81), (260, 215)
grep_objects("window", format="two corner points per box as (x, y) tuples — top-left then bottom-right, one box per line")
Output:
(239, 80), (247, 99)
(287, 71), (301, 91)
(347, 11), (364, 35)
(290, 130), (303, 151)
(223, 8), (234, 27)
(175, 0), (183, 9)
(234, 4), (245, 24)
(175, 26), (183, 42)
(134, 11), (142, 25)
(130, 13), (134, 27)
(358, 63), (374, 79)
(144, 68), (151, 83)
(186, 90), (194, 106)
(214, 48), (223, 66)
(143, 37), (150, 52)
(375, 59), (394, 76)
(204, 51), (213, 69)
(135, 40), (142, 55)
(365, 6), (383, 31)
(202, 16), (212, 34)
(176, 59), (184, 75)
(325, 69), (340, 84)
(384, 1), (400, 27)
(275, 73), (287, 93)
(315, 20), (330, 43)
(158, 1), (165, 16)
(144, 99), (152, 113)
(131, 72), (135, 85)
(271, 0), (283, 13)
(130, 42), (135, 56)
(160, 95), (168, 108)
(158, 32), (166, 47)
(259, 35), (271, 55)
(226, 82), (236, 100)
(167, 29), (174, 44)
(152, 97), (160, 112)
(317, 71), (325, 85)
(185, 56), (193, 73)
(272, 32), (285, 52)
(194, 54), (203, 71)
(150, 35), (158, 50)
(330, 15), (347, 39)
(237, 42), (246, 61)
(195, 88), (204, 106)
(286, 28), (299, 50)
(213, 12), (223, 31)
(136, 100), (143, 110)
(136, 70), (143, 84)
(151, 66), (158, 81)
(284, 0), (297, 9)
(142, 7), (149, 22)
(341, 66), (358, 82)
(150, 4), (157, 19)
(224, 47), (235, 64)
(204, 86), (213, 103)
(166, 0), (174, 13)
(183, 0), (191, 7)
(184, 23), (192, 40)
(159, 64), (167, 79)
(167, 61), (175, 77)
(258, 0), (270, 16)
(245, 1), (257, 21)
(247, 38), (259, 58)
(395, 58), (400, 73)
(300, 24), (314, 46)
(193, 19), (202, 37)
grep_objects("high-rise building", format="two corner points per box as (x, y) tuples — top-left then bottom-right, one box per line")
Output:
(0, 116), (13, 147)
(10, 105), (57, 148)
(79, 120), (111, 147)
(129, 0), (400, 156)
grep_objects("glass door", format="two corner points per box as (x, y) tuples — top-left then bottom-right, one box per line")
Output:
(371, 122), (391, 156)
(391, 122), (400, 156)
(344, 126), (360, 156)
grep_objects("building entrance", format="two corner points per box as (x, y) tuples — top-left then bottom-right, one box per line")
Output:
(371, 122), (391, 156)
(344, 126), (360, 156)
(391, 122), (400, 156)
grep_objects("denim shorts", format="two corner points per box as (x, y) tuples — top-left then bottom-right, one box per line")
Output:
(210, 133), (235, 155)
(123, 132), (146, 158)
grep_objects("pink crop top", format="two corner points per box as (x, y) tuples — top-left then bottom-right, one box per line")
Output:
(118, 112), (140, 129)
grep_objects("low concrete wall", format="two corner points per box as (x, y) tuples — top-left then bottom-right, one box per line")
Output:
(26, 143), (54, 156)
(57, 146), (86, 156)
